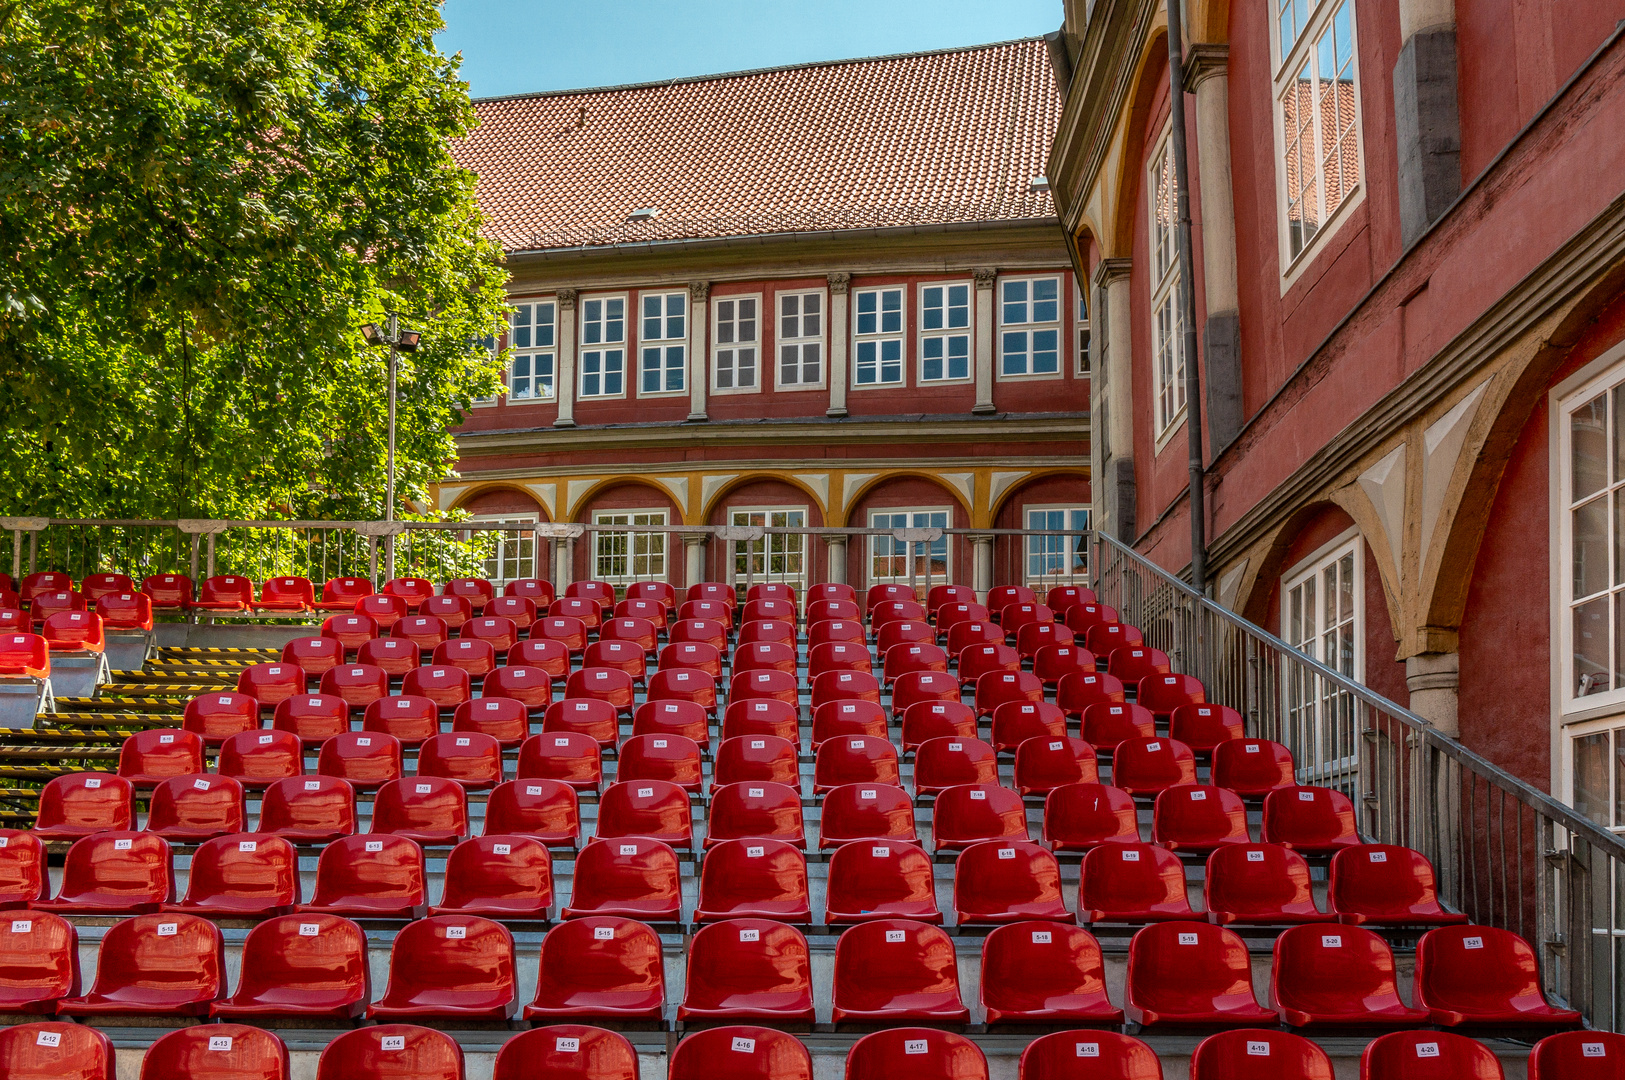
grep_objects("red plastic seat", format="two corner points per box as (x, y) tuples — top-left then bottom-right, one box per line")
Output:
(118, 727), (205, 787)
(722, 698), (800, 747)
(493, 1026), (637, 1080)
(730, 668), (798, 710)
(631, 699), (710, 747)
(187, 695), (268, 750)
(1044, 782), (1142, 851)
(314, 576), (374, 613)
(0, 911), (78, 1013)
(738, 620), (796, 650)
(519, 731), (604, 792)
(740, 599), (796, 625)
(811, 699), (888, 748)
(1270, 923), (1426, 1027)
(1045, 584), (1096, 611)
(926, 584), (977, 613)
(914, 736), (999, 795)
(282, 635), (345, 677)
(865, 584), (916, 608)
(1033, 645), (1093, 689)
(299, 834), (426, 917)
(441, 576), (499, 616)
(1190, 1029), (1336, 1080)
(617, 733), (703, 792)
(987, 585), (1036, 613)
(272, 693), (349, 746)
(486, 595), (538, 632)
(814, 734), (899, 793)
(1152, 785), (1251, 853)
(256, 776), (356, 843)
(583, 640), (647, 682)
(891, 670), (963, 717)
(1018, 1031), (1160, 1080)
(139, 1024), (290, 1080)
(567, 668), (637, 716)
(318, 662), (391, 711)
(946, 619), (1005, 656)
(564, 837), (681, 921)
(824, 840), (939, 923)
(464, 614), (520, 653)
(32, 772), (133, 837)
(882, 642), (949, 685)
(258, 576), (315, 613)
(679, 599), (734, 626)
(646, 667), (719, 714)
(809, 582), (857, 604)
(1014, 736), (1098, 795)
(981, 921), (1122, 1026)
(194, 575), (255, 612)
(597, 779), (694, 848)
(141, 573), (194, 610)
(233, 665), (306, 714)
(1078, 843), (1195, 922)
(355, 594), (409, 630)
(848, 1029), (985, 1080)
(1002, 603), (1056, 630)
(870, 600), (927, 636)
(0, 829), (48, 908)
(526, 611), (589, 656)
(432, 637), (498, 680)
(876, 619), (934, 655)
(811, 670), (881, 713)
(417, 731), (504, 788)
(669, 1025), (810, 1080)
(1084, 622), (1143, 654)
(935, 602), (993, 640)
(1213, 739), (1296, 796)
(392, 613), (450, 654)
(733, 640), (797, 678)
(484, 664), (555, 712)
(483, 780), (581, 846)
(1016, 622), (1074, 663)
(565, 580), (615, 612)
(1123, 921), (1276, 1028)
(401, 664), (473, 711)
(1112, 737), (1197, 796)
(57, 912), (223, 1017)
(1329, 845), (1467, 925)
(545, 698), (621, 747)
(41, 610), (104, 653)
(932, 783), (1028, 851)
(1138, 674), (1206, 721)
(954, 840), (1072, 924)
(819, 783), (918, 848)
(707, 781), (805, 848)
(1360, 1031), (1506, 1080)
(1529, 1030), (1625, 1079)
(424, 594), (474, 631)
(315, 1026), (463, 1080)
(806, 617), (866, 653)
(27, 590), (84, 626)
(0, 610), (26, 635)
(831, 919), (969, 1024)
(320, 613), (377, 655)
(84, 574), (135, 604)
(900, 700), (978, 750)
(990, 701), (1066, 754)
(371, 776), (469, 843)
(505, 577), (557, 604)
(383, 576), (437, 611)
(549, 596), (602, 630)
(1414, 924), (1581, 1028)
(1205, 844), (1333, 925)
(319, 730), (403, 790)
(0, 1022), (113, 1080)
(144, 773), (245, 841)
(1064, 602), (1120, 634)
(601, 615), (659, 655)
(809, 598), (861, 623)
(95, 591), (154, 632)
(1170, 703), (1244, 754)
(746, 582), (797, 605)
(1106, 645), (1170, 684)
(659, 641), (723, 680)
(1059, 672), (1128, 720)
(1262, 786), (1362, 853)
(626, 579), (676, 609)
(974, 670), (1044, 717)
(527, 916), (666, 1021)
(164, 833), (300, 916)
(361, 694), (440, 745)
(677, 918), (815, 1023)
(714, 734), (800, 790)
(695, 838), (811, 923)
(453, 696), (530, 747)
(958, 642), (1022, 684)
(367, 914), (516, 1020)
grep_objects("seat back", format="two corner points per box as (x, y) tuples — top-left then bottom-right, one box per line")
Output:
(596, 779), (694, 846)
(1018, 1031), (1161, 1080)
(216, 911), (368, 1019)
(657, 641), (722, 680)
(713, 734), (800, 789)
(1212, 739), (1296, 796)
(914, 736), (999, 795)
(957, 642), (1022, 683)
(320, 615), (378, 654)
(320, 576), (376, 608)
(679, 918), (814, 1019)
(438, 835), (553, 914)
(740, 599), (795, 625)
(483, 665), (555, 713)
(669, 1025), (811, 1080)
(517, 731), (603, 791)
(391, 614), (449, 653)
(1414, 924), (1574, 1023)
(145, 774), (245, 840)
(974, 670), (1044, 716)
(695, 838), (810, 923)
(891, 670), (963, 716)
(832, 920), (966, 1021)
(707, 781), (804, 847)
(256, 777), (356, 842)
(732, 640), (797, 677)
(1078, 843), (1192, 922)
(1043, 782), (1142, 851)
(1329, 844), (1460, 924)
(1189, 1029), (1335, 1080)
(118, 728), (205, 785)
(876, 619), (934, 653)
(646, 667), (719, 712)
(1111, 737), (1198, 795)
(819, 784), (917, 848)
(504, 578), (557, 605)
(482, 780), (580, 845)
(198, 575), (255, 608)
(814, 735), (900, 793)
(721, 698), (800, 746)
(371, 777), (469, 841)
(35, 772), (133, 834)
(0, 828), (48, 905)
(1151, 784), (1251, 852)
(1125, 922), (1263, 1022)
(953, 840), (1068, 924)
(80, 573), (133, 603)
(492, 1026), (638, 1080)
(382, 577), (437, 609)
(139, 1024), (290, 1080)
(600, 615), (659, 653)
(530, 917), (666, 1019)
(1013, 736), (1098, 795)
(142, 574), (194, 609)
(1270, 924), (1414, 1029)
(1262, 786), (1361, 853)
(809, 670), (881, 711)
(1205, 843), (1325, 924)
(980, 922), (1121, 1029)
(0, 910), (78, 1009)
(462, 615), (519, 652)
(1359, 1031), (1505, 1080)
(175, 833), (299, 913)
(808, 599), (860, 623)
(452, 696), (530, 747)
(1528, 1030), (1625, 1080)
(990, 700), (1066, 753)
(282, 636), (345, 676)
(361, 694), (441, 745)
(42, 610), (104, 652)
(566, 667), (636, 712)
(400, 664), (473, 710)
(486, 597), (537, 631)
(317, 732), (403, 789)
(94, 591), (154, 631)
(807, 641), (872, 679)
(932, 783), (1029, 849)
(806, 618), (865, 649)
(631, 699), (709, 744)
(373, 914), (516, 1017)
(424, 595), (474, 630)
(315, 1026), (463, 1080)
(1169, 703), (1245, 753)
(564, 837), (681, 920)
(0, 1023), (114, 1080)
(1137, 673), (1207, 718)
(581, 640), (646, 679)
(217, 730), (304, 790)
(233, 665), (306, 713)
(616, 734), (703, 792)
(186, 690), (263, 739)
(1058, 671), (1128, 718)
(307, 835), (426, 916)
(270, 694), (349, 746)
(418, 732), (505, 788)
(260, 576), (315, 610)
(824, 841), (939, 923)
(78, 912), (224, 1009)
(810, 700), (887, 747)
(543, 697), (621, 747)
(1104, 645), (1170, 683)
(945, 619), (1005, 655)
(900, 700), (978, 751)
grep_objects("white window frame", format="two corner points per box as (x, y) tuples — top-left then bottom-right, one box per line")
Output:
(998, 274), (1063, 381)
(712, 294), (762, 395)
(592, 508), (668, 584)
(1075, 280), (1091, 377)
(1280, 528), (1362, 787)
(471, 331), (501, 407)
(852, 286), (906, 389)
(1024, 505), (1091, 585)
(469, 514), (538, 587)
(868, 507), (951, 585)
(637, 290), (686, 397)
(579, 293), (627, 400)
(505, 299), (557, 404)
(728, 506), (808, 589)
(1270, 0), (1366, 287)
(775, 289), (826, 392)
(1148, 124), (1187, 447)
(917, 280), (973, 384)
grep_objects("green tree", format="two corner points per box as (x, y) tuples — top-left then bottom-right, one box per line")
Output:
(0, 0), (508, 522)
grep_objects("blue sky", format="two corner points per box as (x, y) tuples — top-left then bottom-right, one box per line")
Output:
(438, 0), (1064, 99)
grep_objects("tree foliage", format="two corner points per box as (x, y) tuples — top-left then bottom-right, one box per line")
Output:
(0, 0), (507, 521)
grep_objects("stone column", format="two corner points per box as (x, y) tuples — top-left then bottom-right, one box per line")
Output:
(1394, 0), (1460, 245)
(826, 272), (850, 418)
(554, 535), (576, 590)
(970, 533), (995, 605)
(822, 534), (848, 586)
(1093, 259), (1136, 544)
(1185, 45), (1244, 454)
(554, 288), (578, 428)
(687, 281), (709, 421)
(1406, 652), (1460, 739)
(972, 267), (997, 414)
(683, 533), (708, 589)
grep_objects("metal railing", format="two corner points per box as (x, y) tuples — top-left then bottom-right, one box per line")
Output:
(1091, 530), (1625, 1031)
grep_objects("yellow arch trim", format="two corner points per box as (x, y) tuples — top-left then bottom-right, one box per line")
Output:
(837, 470), (975, 530)
(697, 471), (831, 525)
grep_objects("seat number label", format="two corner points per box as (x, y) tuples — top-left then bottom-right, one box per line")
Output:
(365, 841), (384, 851)
(556, 1038), (580, 1052)
(970, 789), (986, 800)
(1246, 1042), (1270, 1056)
(35, 1032), (60, 1047)
(10, 921), (29, 933)
(594, 927), (615, 940)
(1463, 936), (1484, 949)
(747, 846), (765, 857)
(300, 923), (321, 936)
(157, 923), (178, 936)
(1416, 1043), (1440, 1058)
(1075, 1043), (1098, 1057)
(886, 930), (906, 942)
(493, 844), (511, 855)
(732, 1037), (756, 1053)
(905, 1041), (929, 1055)
(739, 929), (760, 942)
(1032, 931), (1052, 943)
(997, 848), (1016, 860)
(446, 926), (466, 939)
(382, 1036), (406, 1051)
(1247, 850), (1265, 862)
(1322, 935), (1342, 948)
(209, 1037), (233, 1052)
(1178, 932), (1199, 945)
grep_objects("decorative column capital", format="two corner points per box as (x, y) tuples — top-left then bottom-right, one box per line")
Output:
(688, 281), (710, 303)
(820, 533), (850, 548)
(827, 272), (851, 295)
(681, 532), (710, 549)
(1092, 258), (1133, 288)
(968, 532), (996, 547)
(972, 268), (997, 290)
(1183, 43), (1230, 91)
(556, 287), (578, 310)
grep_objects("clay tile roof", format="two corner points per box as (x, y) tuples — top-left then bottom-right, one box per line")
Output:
(454, 38), (1061, 253)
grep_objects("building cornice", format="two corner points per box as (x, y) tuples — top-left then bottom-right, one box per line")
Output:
(1183, 43), (1229, 90)
(457, 452), (1091, 484)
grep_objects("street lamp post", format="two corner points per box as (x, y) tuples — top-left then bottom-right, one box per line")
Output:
(360, 312), (420, 579)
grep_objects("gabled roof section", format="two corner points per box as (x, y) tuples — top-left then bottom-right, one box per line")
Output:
(455, 39), (1061, 253)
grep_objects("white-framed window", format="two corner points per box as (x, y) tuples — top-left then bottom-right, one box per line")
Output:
(1026, 506), (1090, 584)
(869, 508), (950, 584)
(469, 515), (537, 586)
(1075, 282), (1091, 376)
(777, 290), (824, 390)
(999, 276), (1061, 378)
(1559, 369), (1625, 715)
(729, 508), (807, 587)
(1272, 0), (1363, 270)
(593, 509), (667, 583)
(713, 295), (760, 393)
(507, 301), (556, 402)
(1281, 531), (1361, 784)
(853, 287), (905, 387)
(918, 282), (971, 383)
(471, 333), (500, 406)
(639, 291), (686, 395)
(580, 295), (626, 398)
(1149, 127), (1187, 439)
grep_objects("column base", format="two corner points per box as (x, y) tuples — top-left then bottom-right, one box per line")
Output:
(686, 412), (709, 422)
(971, 403), (997, 415)
(552, 418), (576, 428)
(825, 407), (848, 418)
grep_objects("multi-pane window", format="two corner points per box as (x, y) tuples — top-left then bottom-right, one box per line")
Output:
(869, 508), (949, 583)
(778, 291), (824, 388)
(471, 516), (536, 586)
(1561, 378), (1625, 706)
(593, 510), (667, 582)
(730, 508), (806, 586)
(580, 296), (626, 398)
(1282, 538), (1361, 784)
(1026, 507), (1090, 583)
(1275, 0), (1362, 262)
(714, 296), (759, 392)
(507, 302), (556, 401)
(1000, 277), (1061, 377)
(639, 292), (686, 394)
(919, 282), (971, 382)
(854, 287), (905, 386)
(1149, 132), (1186, 436)
(1075, 284), (1091, 376)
